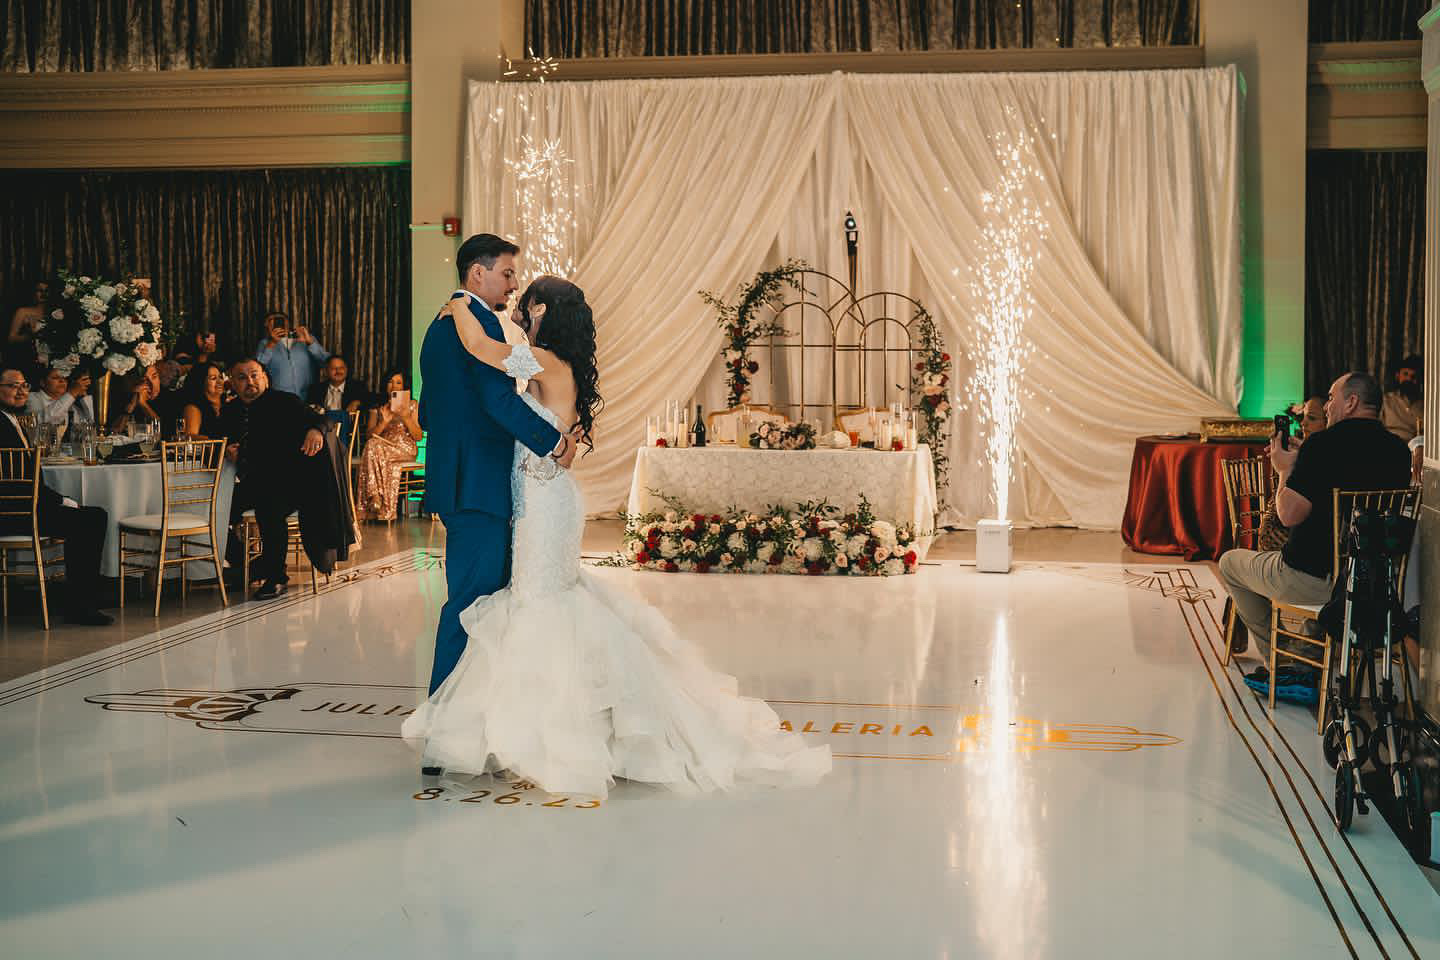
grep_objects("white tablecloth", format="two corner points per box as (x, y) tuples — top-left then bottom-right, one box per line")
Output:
(626, 444), (938, 557)
(45, 460), (236, 578)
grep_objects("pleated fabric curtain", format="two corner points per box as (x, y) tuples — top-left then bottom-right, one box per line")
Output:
(1308, 0), (1430, 42)
(0, 0), (408, 71)
(526, 0), (1197, 57)
(0, 168), (412, 392)
(465, 70), (1240, 526)
(1305, 151), (1427, 397)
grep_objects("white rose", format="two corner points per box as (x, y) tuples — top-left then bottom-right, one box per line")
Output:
(103, 353), (136, 376)
(835, 553), (849, 569)
(781, 556), (804, 574)
(663, 511), (677, 523)
(50, 308), (63, 320)
(883, 558), (905, 576)
(869, 520), (897, 544)
(626, 539), (643, 558)
(109, 316), (142, 343)
(77, 328), (103, 355)
(720, 553), (734, 566)
(874, 546), (891, 563)
(707, 523), (721, 535)
(681, 538), (697, 552)
(94, 284), (116, 303)
(726, 532), (745, 551)
(143, 305), (160, 324)
(63, 284), (76, 297)
(803, 538), (823, 561)
(134, 298), (149, 310)
(88, 313), (105, 326)
(134, 341), (160, 366)
(662, 521), (679, 534)
(659, 537), (679, 558)
(677, 560), (695, 572)
(756, 542), (776, 562)
(828, 530), (846, 547)
(79, 295), (106, 315)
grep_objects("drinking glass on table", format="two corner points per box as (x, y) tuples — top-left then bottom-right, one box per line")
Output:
(175, 418), (188, 442)
(96, 435), (114, 460)
(139, 422), (158, 457)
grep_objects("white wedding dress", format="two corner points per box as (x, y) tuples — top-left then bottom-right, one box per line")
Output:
(402, 347), (830, 799)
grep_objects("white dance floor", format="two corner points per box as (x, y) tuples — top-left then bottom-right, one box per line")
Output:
(1, 550), (1436, 958)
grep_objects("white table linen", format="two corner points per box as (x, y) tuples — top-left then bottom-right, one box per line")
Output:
(626, 444), (938, 558)
(45, 460), (236, 578)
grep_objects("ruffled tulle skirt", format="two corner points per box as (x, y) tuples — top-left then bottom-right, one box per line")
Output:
(401, 569), (831, 799)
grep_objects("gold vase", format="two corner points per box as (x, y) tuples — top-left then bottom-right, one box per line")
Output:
(96, 370), (111, 430)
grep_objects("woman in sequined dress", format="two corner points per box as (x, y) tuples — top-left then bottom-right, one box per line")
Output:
(356, 368), (421, 521)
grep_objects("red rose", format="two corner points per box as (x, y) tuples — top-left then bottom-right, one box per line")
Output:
(636, 551), (651, 564)
(664, 561), (678, 572)
(941, 353), (950, 362)
(891, 439), (904, 451)
(904, 550), (917, 566)
(915, 361), (925, 371)
(747, 361), (759, 374)
(857, 557), (870, 571)
(806, 563), (823, 576)
(925, 394), (939, 407)
(696, 561), (711, 573)
(709, 514), (722, 524)
(692, 514), (706, 527)
(655, 438), (668, 447)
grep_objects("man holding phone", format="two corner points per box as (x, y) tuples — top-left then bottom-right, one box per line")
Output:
(256, 311), (329, 399)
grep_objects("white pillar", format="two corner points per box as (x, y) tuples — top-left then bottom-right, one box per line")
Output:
(1416, 3), (1439, 718)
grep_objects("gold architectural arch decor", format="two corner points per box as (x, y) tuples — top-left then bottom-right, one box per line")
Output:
(700, 262), (952, 495)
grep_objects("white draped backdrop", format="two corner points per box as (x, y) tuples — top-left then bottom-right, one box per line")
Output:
(463, 68), (1240, 527)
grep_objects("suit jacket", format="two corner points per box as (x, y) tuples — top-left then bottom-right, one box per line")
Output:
(307, 378), (370, 412)
(217, 389), (327, 491)
(297, 424), (357, 575)
(419, 293), (561, 517)
(0, 413), (63, 534)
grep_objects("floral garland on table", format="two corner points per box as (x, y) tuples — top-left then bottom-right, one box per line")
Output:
(619, 495), (918, 577)
(749, 420), (816, 450)
(909, 306), (953, 497)
(700, 258), (808, 408)
(35, 270), (164, 378)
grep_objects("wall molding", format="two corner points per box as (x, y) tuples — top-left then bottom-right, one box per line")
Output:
(0, 65), (410, 169)
(1308, 40), (1426, 150)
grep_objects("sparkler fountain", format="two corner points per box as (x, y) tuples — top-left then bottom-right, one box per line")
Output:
(970, 124), (1049, 573)
(505, 135), (576, 288)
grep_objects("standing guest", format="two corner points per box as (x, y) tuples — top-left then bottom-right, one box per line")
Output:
(356, 369), (422, 521)
(307, 355), (368, 414)
(4, 279), (47, 371)
(1218, 372), (1412, 690)
(218, 359), (327, 600)
(0, 367), (112, 625)
(178, 361), (226, 440)
(1380, 354), (1422, 443)
(107, 363), (162, 435)
(256, 311), (328, 398)
(26, 366), (95, 429)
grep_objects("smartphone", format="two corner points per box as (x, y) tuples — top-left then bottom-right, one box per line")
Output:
(1273, 414), (1291, 450)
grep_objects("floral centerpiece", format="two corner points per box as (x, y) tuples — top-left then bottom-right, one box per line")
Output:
(700, 259), (807, 408)
(617, 495), (918, 576)
(35, 269), (163, 379)
(749, 420), (816, 450)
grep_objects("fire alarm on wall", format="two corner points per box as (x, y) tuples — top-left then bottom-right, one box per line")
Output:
(442, 217), (461, 237)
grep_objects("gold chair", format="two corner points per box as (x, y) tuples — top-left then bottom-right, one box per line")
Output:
(835, 407), (892, 444)
(118, 439), (229, 616)
(344, 409), (362, 524)
(1219, 455), (1275, 666)
(705, 405), (788, 444)
(394, 459), (426, 523)
(1267, 486), (1420, 731)
(0, 447), (64, 630)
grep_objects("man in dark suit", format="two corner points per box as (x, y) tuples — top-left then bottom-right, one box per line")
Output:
(306, 355), (369, 414)
(0, 367), (111, 625)
(417, 234), (577, 776)
(219, 359), (328, 600)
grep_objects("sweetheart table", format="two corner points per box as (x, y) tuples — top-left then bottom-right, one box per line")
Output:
(626, 445), (938, 558)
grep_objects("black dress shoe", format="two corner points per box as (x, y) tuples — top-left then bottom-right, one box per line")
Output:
(421, 765), (443, 777)
(65, 608), (114, 626)
(252, 581), (289, 601)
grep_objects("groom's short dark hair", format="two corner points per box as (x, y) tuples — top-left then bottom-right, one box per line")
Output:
(456, 234), (519, 283)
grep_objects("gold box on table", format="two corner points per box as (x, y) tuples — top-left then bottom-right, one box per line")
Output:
(1199, 418), (1273, 442)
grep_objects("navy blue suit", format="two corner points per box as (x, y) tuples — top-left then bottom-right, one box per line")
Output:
(419, 294), (561, 693)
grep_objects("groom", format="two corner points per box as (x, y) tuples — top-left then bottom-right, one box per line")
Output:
(418, 233), (578, 775)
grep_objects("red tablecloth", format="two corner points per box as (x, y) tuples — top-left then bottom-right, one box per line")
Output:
(1121, 435), (1266, 562)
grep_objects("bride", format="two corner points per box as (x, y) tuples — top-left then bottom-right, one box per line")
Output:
(402, 276), (831, 799)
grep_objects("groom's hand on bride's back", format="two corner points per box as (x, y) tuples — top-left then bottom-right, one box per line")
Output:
(553, 425), (583, 469)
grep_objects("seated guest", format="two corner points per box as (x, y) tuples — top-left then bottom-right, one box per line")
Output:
(356, 369), (422, 521)
(0, 368), (111, 625)
(1218, 373), (1412, 688)
(307, 355), (368, 414)
(178, 361), (226, 440)
(26, 366), (95, 429)
(256, 311), (329, 398)
(1381, 354), (1422, 443)
(219, 359), (327, 600)
(1255, 396), (1326, 552)
(107, 363), (162, 435)
(188, 330), (219, 367)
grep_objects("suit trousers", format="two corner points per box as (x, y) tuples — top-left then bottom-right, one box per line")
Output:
(430, 510), (511, 694)
(234, 482), (302, 585)
(1217, 549), (1332, 662)
(37, 502), (107, 610)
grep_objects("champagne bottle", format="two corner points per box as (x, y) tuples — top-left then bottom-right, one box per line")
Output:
(693, 405), (707, 447)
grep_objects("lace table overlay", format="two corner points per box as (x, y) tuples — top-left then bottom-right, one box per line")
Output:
(627, 445), (938, 557)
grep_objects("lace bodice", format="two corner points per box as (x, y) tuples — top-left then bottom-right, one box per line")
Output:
(507, 346), (583, 599)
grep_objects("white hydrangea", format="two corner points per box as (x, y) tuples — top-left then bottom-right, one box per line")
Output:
(659, 537), (679, 558)
(869, 520), (897, 545)
(134, 298), (149, 310)
(883, 558), (905, 576)
(743, 559), (767, 574)
(134, 341), (160, 366)
(756, 542), (776, 562)
(142, 304), (160, 324)
(52, 354), (78, 377)
(802, 538), (823, 561)
(828, 529), (846, 547)
(76, 328), (104, 356)
(625, 539), (644, 558)
(94, 284), (117, 303)
(846, 534), (868, 557)
(109, 316), (143, 343)
(727, 532), (745, 552)
(103, 353), (136, 376)
(780, 555), (804, 574)
(79, 295), (106, 315)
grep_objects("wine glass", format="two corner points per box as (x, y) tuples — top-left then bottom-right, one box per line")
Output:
(139, 422), (158, 457)
(97, 437), (114, 460)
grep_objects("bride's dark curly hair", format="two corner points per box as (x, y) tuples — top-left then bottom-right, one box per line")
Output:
(518, 275), (602, 454)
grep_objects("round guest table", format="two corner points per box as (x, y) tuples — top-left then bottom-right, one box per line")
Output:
(43, 459), (236, 578)
(1120, 435), (1265, 562)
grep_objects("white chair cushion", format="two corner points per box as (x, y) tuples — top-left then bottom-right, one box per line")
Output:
(0, 534), (41, 544)
(1287, 602), (1324, 614)
(240, 509), (298, 519)
(119, 513), (211, 532)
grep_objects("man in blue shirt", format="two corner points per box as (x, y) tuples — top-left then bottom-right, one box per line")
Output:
(256, 311), (329, 397)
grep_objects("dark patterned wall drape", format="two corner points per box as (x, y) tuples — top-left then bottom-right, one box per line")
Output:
(0, 168), (412, 392)
(1309, 0), (1430, 42)
(1305, 151), (1426, 397)
(526, 0), (1197, 57)
(0, 0), (408, 71)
